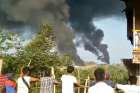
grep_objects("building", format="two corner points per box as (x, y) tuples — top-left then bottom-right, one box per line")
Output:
(121, 0), (140, 85)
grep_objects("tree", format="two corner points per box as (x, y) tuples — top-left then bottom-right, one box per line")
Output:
(0, 28), (24, 74)
(2, 24), (73, 77)
(14, 24), (66, 76)
(0, 28), (23, 56)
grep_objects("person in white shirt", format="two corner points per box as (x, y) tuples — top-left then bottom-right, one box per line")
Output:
(88, 68), (114, 93)
(17, 67), (39, 93)
(116, 84), (140, 93)
(61, 66), (81, 93)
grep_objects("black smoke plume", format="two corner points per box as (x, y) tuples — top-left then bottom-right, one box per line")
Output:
(0, 0), (84, 65)
(67, 0), (124, 64)
(0, 0), (124, 64)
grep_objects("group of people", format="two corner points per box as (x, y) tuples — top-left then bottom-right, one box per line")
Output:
(0, 65), (139, 93)
(19, 66), (84, 93)
(0, 66), (116, 93)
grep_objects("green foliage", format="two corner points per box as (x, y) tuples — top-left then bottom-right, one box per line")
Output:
(26, 24), (55, 52)
(1, 24), (74, 77)
(108, 64), (128, 84)
(2, 25), (72, 76)
(1, 56), (17, 74)
(0, 28), (22, 56)
(12, 24), (71, 76)
(59, 54), (74, 66)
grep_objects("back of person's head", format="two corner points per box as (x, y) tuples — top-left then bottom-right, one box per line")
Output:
(67, 66), (74, 73)
(94, 68), (105, 81)
(129, 75), (137, 85)
(22, 67), (30, 75)
(6, 73), (14, 80)
(44, 67), (51, 77)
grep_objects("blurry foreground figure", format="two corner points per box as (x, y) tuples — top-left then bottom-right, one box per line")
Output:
(5, 73), (16, 93)
(88, 68), (114, 93)
(117, 84), (140, 93)
(0, 74), (7, 93)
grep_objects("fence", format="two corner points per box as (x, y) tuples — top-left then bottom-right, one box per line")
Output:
(29, 77), (91, 93)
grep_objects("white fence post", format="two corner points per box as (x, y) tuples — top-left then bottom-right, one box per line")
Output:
(0, 59), (3, 75)
(51, 67), (56, 93)
(84, 76), (89, 93)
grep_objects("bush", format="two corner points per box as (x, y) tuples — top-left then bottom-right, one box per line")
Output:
(109, 64), (128, 84)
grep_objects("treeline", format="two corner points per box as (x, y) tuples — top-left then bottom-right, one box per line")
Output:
(0, 24), (73, 77)
(0, 24), (128, 90)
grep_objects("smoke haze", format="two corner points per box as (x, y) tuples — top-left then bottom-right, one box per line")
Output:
(0, 0), (124, 64)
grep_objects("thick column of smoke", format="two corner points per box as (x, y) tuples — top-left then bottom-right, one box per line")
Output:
(0, 0), (124, 64)
(0, 0), (84, 65)
(67, 0), (124, 64)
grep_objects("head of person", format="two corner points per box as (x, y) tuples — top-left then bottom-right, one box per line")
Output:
(44, 67), (51, 77)
(105, 72), (110, 80)
(22, 67), (30, 76)
(94, 68), (105, 82)
(6, 73), (14, 80)
(67, 66), (74, 73)
(129, 75), (137, 85)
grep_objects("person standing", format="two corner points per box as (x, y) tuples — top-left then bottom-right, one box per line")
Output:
(17, 67), (39, 93)
(40, 67), (59, 93)
(88, 68), (114, 93)
(0, 73), (7, 93)
(61, 66), (81, 93)
(5, 73), (16, 93)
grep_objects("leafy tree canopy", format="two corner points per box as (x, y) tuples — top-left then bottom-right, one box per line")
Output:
(2, 24), (72, 76)
(0, 28), (22, 56)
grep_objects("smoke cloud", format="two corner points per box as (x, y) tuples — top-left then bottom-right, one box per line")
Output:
(67, 0), (124, 64)
(0, 0), (124, 64)
(0, 0), (84, 65)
